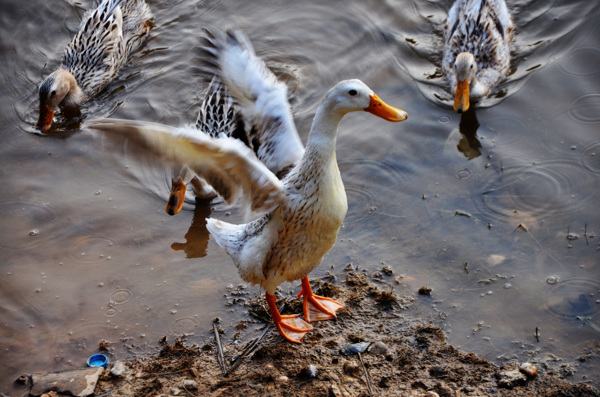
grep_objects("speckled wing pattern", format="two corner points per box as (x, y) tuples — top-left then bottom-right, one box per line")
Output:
(87, 118), (285, 212)
(443, 0), (513, 86)
(199, 29), (305, 179)
(63, 0), (126, 96)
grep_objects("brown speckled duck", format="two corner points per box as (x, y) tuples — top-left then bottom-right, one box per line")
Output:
(89, 30), (407, 343)
(36, 0), (152, 133)
(443, 0), (514, 113)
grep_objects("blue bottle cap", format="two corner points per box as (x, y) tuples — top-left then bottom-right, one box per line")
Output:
(87, 353), (108, 367)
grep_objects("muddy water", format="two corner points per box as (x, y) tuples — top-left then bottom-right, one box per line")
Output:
(1, 0), (599, 393)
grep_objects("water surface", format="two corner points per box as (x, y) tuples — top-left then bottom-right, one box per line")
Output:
(1, 0), (599, 393)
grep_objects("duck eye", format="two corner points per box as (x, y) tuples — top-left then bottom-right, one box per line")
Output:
(470, 64), (473, 69)
(348, 89), (357, 96)
(51, 90), (56, 96)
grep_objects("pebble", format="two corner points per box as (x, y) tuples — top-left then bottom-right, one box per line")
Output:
(329, 384), (342, 397)
(497, 369), (526, 389)
(340, 341), (370, 355)
(519, 362), (538, 377)
(368, 341), (389, 355)
(181, 379), (198, 390)
(343, 360), (361, 377)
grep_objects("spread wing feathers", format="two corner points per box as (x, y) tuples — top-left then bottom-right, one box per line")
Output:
(196, 79), (249, 146)
(119, 0), (153, 54)
(64, 0), (126, 96)
(87, 118), (285, 212)
(199, 29), (304, 178)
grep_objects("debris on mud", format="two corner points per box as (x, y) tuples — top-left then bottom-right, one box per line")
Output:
(19, 270), (598, 396)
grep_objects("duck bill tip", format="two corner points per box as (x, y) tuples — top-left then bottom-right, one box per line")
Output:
(366, 94), (407, 122)
(35, 106), (55, 133)
(453, 79), (470, 113)
(165, 178), (187, 216)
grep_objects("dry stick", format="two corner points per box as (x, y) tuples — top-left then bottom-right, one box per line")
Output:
(225, 326), (270, 377)
(213, 323), (227, 375)
(357, 352), (374, 395)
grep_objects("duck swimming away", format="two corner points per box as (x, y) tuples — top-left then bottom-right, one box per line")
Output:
(442, 0), (513, 113)
(36, 0), (152, 133)
(88, 30), (407, 343)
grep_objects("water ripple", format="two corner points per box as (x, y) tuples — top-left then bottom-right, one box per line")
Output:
(580, 142), (600, 175)
(476, 159), (597, 223)
(543, 277), (600, 321)
(66, 233), (118, 266)
(559, 46), (600, 77)
(0, 199), (58, 252)
(569, 93), (600, 124)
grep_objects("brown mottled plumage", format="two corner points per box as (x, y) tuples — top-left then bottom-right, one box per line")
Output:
(442, 0), (513, 112)
(36, 0), (152, 132)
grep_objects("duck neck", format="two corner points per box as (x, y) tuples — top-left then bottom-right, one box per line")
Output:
(58, 69), (85, 107)
(305, 101), (344, 158)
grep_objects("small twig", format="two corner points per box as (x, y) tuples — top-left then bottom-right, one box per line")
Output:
(357, 352), (374, 396)
(225, 326), (270, 377)
(213, 323), (227, 375)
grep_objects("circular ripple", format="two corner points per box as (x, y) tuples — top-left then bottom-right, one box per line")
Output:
(169, 316), (200, 335)
(580, 142), (600, 175)
(478, 115), (530, 146)
(0, 199), (58, 251)
(543, 277), (600, 321)
(569, 93), (600, 124)
(109, 288), (133, 305)
(339, 157), (412, 232)
(477, 159), (597, 223)
(559, 47), (600, 77)
(456, 168), (473, 180)
(66, 233), (118, 266)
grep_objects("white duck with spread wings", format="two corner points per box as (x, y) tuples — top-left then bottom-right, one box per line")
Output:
(89, 30), (407, 343)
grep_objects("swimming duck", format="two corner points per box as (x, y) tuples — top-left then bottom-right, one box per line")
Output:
(88, 30), (407, 343)
(36, 0), (152, 133)
(442, 0), (513, 113)
(165, 80), (245, 216)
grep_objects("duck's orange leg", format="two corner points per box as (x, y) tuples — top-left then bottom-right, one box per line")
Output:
(297, 276), (344, 322)
(266, 293), (313, 343)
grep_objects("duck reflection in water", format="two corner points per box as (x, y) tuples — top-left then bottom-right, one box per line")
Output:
(456, 106), (482, 160)
(171, 202), (212, 259)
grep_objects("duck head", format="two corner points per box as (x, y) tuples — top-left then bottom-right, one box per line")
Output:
(36, 69), (82, 133)
(324, 79), (407, 123)
(453, 52), (477, 113)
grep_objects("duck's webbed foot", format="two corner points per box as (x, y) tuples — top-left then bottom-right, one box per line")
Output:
(297, 276), (344, 322)
(266, 293), (312, 343)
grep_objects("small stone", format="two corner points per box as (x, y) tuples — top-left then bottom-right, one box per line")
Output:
(278, 375), (289, 382)
(497, 369), (526, 388)
(31, 367), (103, 397)
(329, 384), (342, 397)
(519, 362), (538, 377)
(418, 286), (432, 295)
(343, 360), (360, 377)
(181, 379), (198, 390)
(379, 375), (391, 388)
(340, 341), (370, 355)
(367, 341), (388, 355)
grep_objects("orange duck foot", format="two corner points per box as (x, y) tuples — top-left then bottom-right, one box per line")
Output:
(266, 293), (313, 343)
(297, 276), (344, 322)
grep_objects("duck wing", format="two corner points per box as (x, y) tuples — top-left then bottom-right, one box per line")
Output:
(200, 29), (304, 178)
(87, 118), (284, 212)
(64, 0), (127, 96)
